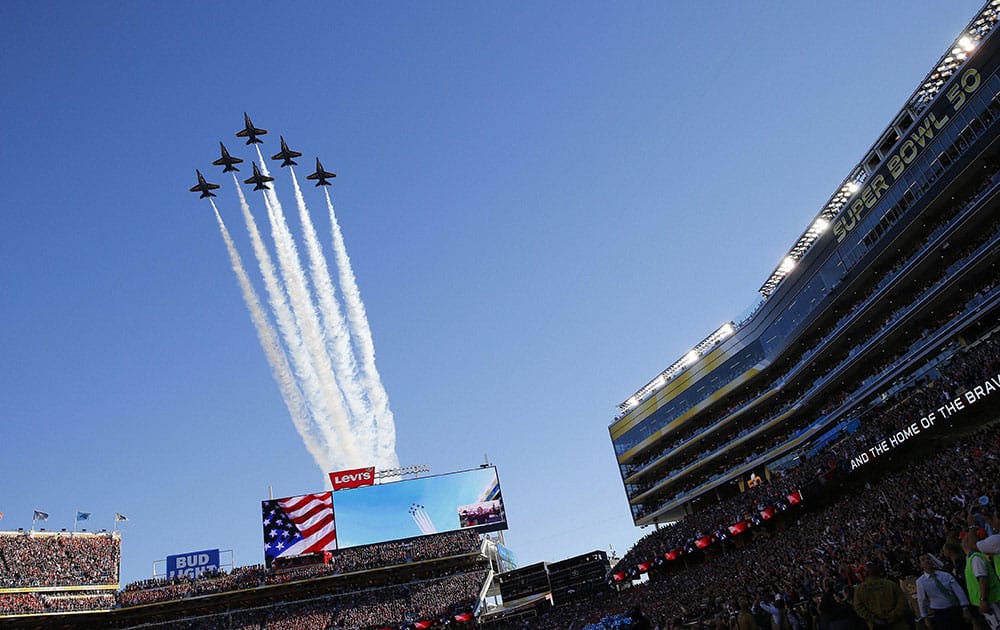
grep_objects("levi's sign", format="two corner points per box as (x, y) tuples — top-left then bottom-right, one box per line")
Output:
(329, 466), (375, 491)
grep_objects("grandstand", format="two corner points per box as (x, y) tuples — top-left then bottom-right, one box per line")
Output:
(0, 529), (491, 628)
(611, 0), (1000, 532)
(0, 530), (120, 618)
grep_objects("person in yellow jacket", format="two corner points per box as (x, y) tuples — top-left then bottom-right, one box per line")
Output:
(853, 560), (909, 630)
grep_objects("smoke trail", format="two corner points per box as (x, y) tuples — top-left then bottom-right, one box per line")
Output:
(255, 148), (364, 467)
(232, 176), (346, 469)
(210, 200), (329, 472)
(323, 188), (399, 468)
(288, 168), (375, 457)
(408, 504), (437, 535)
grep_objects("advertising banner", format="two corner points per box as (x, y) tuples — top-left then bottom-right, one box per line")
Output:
(329, 466), (376, 491)
(166, 549), (220, 579)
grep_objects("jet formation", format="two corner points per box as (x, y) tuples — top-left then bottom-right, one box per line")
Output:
(189, 114), (336, 197)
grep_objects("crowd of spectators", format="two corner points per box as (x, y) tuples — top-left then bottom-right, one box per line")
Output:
(115, 529), (483, 610)
(510, 415), (1000, 629)
(0, 593), (45, 615)
(115, 570), (486, 629)
(0, 525), (483, 617)
(330, 570), (485, 628)
(0, 531), (119, 589)
(618, 329), (1000, 576)
(0, 591), (117, 616)
(507, 332), (1000, 629)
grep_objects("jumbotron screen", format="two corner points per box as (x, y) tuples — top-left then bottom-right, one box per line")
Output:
(334, 466), (506, 548)
(262, 491), (336, 567)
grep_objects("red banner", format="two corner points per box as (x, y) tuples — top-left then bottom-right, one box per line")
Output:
(694, 534), (714, 549)
(728, 520), (749, 536)
(329, 466), (376, 491)
(787, 490), (803, 505)
(760, 506), (776, 521)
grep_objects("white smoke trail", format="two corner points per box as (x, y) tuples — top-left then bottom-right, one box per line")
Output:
(408, 504), (437, 535)
(232, 176), (345, 469)
(288, 168), (375, 457)
(323, 188), (399, 469)
(210, 200), (330, 472)
(254, 148), (364, 467)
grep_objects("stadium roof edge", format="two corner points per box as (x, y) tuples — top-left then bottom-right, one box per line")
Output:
(616, 0), (1000, 419)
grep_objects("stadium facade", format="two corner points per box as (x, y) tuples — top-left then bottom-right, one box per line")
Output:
(611, 0), (1000, 527)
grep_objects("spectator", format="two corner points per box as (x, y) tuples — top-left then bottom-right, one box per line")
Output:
(962, 530), (1000, 629)
(915, 553), (971, 629)
(852, 561), (909, 629)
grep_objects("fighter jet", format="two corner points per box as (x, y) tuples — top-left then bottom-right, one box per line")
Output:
(270, 136), (303, 167)
(212, 142), (244, 172)
(235, 113), (268, 145)
(189, 170), (220, 198)
(243, 162), (275, 191)
(306, 158), (337, 186)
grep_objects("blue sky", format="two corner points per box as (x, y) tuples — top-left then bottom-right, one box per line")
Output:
(0, 1), (985, 586)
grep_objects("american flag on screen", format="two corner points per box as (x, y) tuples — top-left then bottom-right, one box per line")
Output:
(262, 492), (336, 565)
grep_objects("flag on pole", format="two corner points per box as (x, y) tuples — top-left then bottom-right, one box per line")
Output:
(115, 513), (128, 522)
(76, 512), (91, 521)
(0, 512), (4, 521)
(33, 510), (49, 521)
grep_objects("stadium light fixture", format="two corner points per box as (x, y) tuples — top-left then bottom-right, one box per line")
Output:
(617, 321), (738, 416)
(779, 257), (796, 273)
(812, 218), (830, 233)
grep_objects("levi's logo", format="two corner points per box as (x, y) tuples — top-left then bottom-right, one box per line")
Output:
(334, 472), (371, 483)
(329, 466), (376, 490)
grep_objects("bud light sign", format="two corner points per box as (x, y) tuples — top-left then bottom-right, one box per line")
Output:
(166, 549), (220, 578)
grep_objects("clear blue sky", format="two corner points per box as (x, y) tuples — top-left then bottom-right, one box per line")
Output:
(0, 1), (985, 586)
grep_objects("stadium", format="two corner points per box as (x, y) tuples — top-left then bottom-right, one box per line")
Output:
(5, 2), (1000, 629)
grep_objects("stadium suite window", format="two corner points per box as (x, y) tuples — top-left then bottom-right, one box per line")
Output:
(615, 353), (761, 454)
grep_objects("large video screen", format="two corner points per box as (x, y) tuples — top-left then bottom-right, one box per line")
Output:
(334, 466), (506, 548)
(261, 491), (337, 567)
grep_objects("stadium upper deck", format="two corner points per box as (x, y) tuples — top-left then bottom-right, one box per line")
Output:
(611, 0), (1000, 526)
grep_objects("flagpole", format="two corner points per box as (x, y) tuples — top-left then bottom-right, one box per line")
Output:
(31, 512), (35, 532)
(73, 511), (78, 533)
